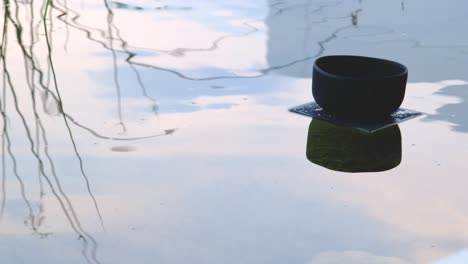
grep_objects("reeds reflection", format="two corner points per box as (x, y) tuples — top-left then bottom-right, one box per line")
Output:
(1, 0), (104, 263)
(306, 119), (402, 173)
(1, 0), (181, 260)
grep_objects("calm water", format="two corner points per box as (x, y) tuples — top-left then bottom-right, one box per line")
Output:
(1, 0), (468, 263)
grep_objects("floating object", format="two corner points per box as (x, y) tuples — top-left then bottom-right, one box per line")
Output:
(289, 102), (421, 133)
(313, 55), (408, 119)
(306, 119), (402, 173)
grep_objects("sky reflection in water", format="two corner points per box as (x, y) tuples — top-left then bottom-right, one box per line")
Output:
(1, 0), (468, 263)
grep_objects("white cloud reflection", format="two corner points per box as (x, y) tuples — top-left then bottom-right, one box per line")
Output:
(2, 0), (468, 262)
(309, 251), (409, 264)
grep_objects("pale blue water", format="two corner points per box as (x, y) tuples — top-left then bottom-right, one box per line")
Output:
(1, 0), (468, 263)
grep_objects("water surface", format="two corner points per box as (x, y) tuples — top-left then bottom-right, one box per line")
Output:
(1, 0), (468, 263)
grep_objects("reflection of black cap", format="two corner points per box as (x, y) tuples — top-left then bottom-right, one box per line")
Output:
(306, 119), (402, 173)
